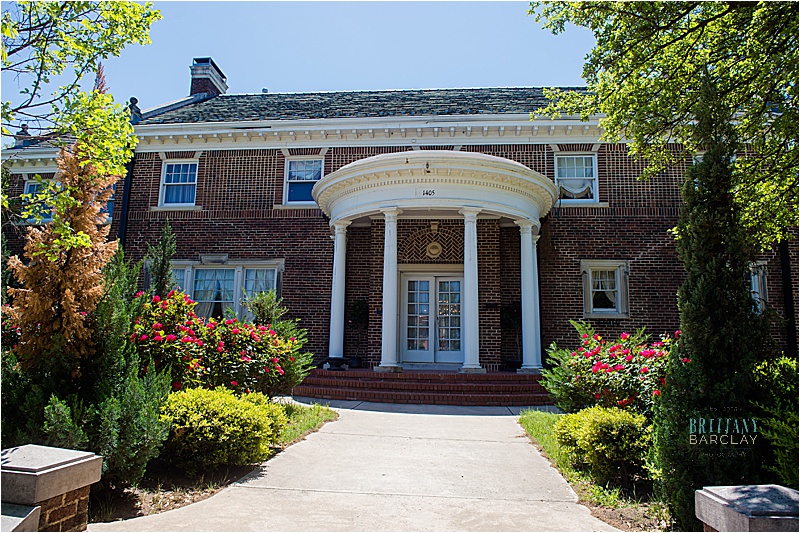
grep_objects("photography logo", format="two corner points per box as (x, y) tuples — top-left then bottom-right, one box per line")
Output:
(688, 410), (758, 458)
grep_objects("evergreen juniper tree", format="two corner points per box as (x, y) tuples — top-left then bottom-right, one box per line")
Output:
(145, 218), (177, 298)
(653, 77), (775, 530)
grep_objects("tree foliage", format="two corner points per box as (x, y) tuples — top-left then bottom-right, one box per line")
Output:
(529, 1), (798, 248)
(1, 0), (161, 135)
(6, 137), (120, 368)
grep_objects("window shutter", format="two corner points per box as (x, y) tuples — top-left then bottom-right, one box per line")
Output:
(619, 265), (630, 317)
(582, 268), (592, 316)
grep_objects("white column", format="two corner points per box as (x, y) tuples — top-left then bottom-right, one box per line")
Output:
(516, 220), (542, 373)
(460, 207), (485, 373)
(328, 220), (350, 360)
(376, 207), (402, 372)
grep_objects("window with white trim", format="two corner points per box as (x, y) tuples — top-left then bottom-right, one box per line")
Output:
(556, 154), (598, 202)
(749, 262), (768, 313)
(159, 161), (198, 206)
(581, 260), (630, 318)
(23, 179), (54, 223)
(171, 261), (282, 320)
(284, 157), (323, 204)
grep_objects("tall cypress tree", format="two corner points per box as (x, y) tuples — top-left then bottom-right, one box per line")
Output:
(654, 78), (774, 530)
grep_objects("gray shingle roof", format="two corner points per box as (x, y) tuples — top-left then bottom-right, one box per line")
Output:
(140, 87), (587, 125)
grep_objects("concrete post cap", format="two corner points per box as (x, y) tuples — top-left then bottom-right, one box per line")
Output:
(1, 445), (102, 506)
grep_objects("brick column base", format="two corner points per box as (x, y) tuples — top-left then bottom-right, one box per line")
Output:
(38, 486), (90, 532)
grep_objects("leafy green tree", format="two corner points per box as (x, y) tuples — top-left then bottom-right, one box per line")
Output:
(653, 78), (774, 530)
(2, 1), (161, 135)
(530, 1), (798, 248)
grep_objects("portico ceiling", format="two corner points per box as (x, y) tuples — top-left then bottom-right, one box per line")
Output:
(312, 150), (559, 227)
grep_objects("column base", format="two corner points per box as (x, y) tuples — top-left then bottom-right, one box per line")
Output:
(459, 366), (487, 374)
(517, 367), (542, 375)
(374, 365), (403, 373)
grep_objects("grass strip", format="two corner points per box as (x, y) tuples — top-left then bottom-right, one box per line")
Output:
(278, 401), (339, 446)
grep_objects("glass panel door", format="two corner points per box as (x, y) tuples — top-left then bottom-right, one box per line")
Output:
(435, 278), (464, 363)
(400, 275), (464, 364)
(401, 276), (434, 362)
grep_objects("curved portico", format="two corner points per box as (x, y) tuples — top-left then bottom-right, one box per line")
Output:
(312, 150), (558, 373)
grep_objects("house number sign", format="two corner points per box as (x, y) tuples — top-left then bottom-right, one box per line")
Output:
(415, 187), (437, 198)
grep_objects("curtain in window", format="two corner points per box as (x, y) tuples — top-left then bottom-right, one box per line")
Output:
(592, 270), (617, 309)
(557, 156), (595, 199)
(193, 268), (234, 319)
(244, 268), (276, 296)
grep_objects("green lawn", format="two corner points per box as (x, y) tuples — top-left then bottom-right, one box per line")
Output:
(519, 409), (671, 530)
(278, 401), (339, 446)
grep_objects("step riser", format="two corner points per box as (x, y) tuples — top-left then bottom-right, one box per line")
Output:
(301, 377), (547, 394)
(297, 369), (553, 406)
(294, 386), (552, 406)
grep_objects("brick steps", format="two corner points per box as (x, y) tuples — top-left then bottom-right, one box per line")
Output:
(293, 369), (553, 406)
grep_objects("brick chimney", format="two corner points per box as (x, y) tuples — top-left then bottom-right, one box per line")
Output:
(189, 57), (228, 97)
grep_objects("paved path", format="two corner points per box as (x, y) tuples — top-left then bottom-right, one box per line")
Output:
(90, 400), (617, 532)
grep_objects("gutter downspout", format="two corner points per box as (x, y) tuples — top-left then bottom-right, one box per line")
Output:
(779, 239), (797, 358)
(117, 158), (134, 249)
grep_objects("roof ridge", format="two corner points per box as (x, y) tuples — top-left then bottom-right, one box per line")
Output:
(221, 86), (586, 98)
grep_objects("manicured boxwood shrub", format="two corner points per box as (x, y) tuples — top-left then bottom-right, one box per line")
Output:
(553, 406), (651, 487)
(160, 387), (287, 473)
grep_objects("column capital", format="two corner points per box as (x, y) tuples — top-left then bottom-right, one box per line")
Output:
(459, 206), (482, 221)
(515, 219), (534, 234)
(380, 207), (402, 220)
(332, 219), (351, 234)
(532, 234), (541, 244)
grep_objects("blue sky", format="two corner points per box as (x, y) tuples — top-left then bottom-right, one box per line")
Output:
(3, 1), (595, 116)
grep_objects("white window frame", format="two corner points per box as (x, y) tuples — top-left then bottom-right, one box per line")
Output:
(555, 153), (599, 203)
(581, 260), (630, 319)
(22, 177), (56, 223)
(170, 259), (284, 320)
(283, 156), (324, 205)
(749, 261), (768, 313)
(159, 159), (199, 207)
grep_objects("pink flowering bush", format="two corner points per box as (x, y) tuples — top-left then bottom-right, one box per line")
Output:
(129, 290), (205, 388)
(199, 317), (297, 395)
(542, 320), (683, 418)
(129, 290), (307, 397)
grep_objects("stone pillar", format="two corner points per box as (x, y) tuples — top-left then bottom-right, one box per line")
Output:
(375, 208), (402, 372)
(460, 207), (485, 373)
(1, 444), (102, 532)
(695, 485), (799, 532)
(516, 220), (542, 373)
(328, 220), (350, 360)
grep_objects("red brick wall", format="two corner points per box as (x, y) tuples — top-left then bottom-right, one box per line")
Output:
(4, 142), (797, 365)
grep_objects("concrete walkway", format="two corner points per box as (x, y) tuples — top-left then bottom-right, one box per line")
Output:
(90, 399), (617, 532)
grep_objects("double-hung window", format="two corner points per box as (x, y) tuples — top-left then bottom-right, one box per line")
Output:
(160, 161), (198, 206)
(171, 261), (282, 320)
(23, 179), (54, 223)
(192, 268), (236, 320)
(581, 260), (630, 318)
(285, 158), (323, 204)
(555, 154), (598, 202)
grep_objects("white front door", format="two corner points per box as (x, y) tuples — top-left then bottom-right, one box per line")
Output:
(401, 275), (464, 364)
